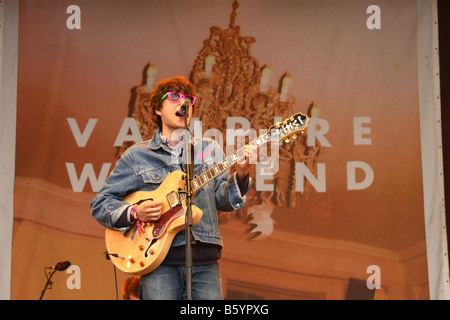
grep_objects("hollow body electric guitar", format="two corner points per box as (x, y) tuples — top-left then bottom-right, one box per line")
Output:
(105, 112), (309, 275)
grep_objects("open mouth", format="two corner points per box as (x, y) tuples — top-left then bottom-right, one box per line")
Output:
(175, 111), (183, 117)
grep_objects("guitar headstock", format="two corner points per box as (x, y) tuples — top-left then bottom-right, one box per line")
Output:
(267, 112), (309, 143)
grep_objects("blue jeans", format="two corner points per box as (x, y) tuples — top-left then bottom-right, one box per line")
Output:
(139, 264), (223, 300)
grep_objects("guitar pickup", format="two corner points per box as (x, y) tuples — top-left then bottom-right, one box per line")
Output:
(166, 191), (181, 209)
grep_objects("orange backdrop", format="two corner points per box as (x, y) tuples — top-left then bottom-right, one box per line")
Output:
(12, 0), (428, 299)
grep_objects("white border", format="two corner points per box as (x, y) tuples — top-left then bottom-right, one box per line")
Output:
(418, 0), (450, 299)
(0, 0), (18, 300)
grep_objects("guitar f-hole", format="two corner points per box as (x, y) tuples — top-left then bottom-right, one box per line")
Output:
(144, 238), (158, 257)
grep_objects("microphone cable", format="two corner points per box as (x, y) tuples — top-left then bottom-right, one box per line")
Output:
(104, 251), (119, 300)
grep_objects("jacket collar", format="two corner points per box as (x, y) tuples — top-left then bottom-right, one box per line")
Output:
(147, 127), (163, 150)
(147, 127), (188, 150)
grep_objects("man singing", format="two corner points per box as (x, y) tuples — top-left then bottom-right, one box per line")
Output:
(91, 76), (255, 299)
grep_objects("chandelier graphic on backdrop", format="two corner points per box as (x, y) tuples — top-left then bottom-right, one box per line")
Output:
(118, 0), (324, 239)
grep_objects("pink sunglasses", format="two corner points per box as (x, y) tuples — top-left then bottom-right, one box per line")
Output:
(161, 92), (197, 106)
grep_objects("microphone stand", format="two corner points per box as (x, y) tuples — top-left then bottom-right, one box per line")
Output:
(39, 268), (57, 300)
(183, 103), (194, 300)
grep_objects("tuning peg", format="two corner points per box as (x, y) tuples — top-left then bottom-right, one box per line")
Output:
(291, 134), (297, 140)
(285, 138), (290, 143)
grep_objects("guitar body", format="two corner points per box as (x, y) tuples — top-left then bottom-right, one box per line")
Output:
(105, 170), (202, 275)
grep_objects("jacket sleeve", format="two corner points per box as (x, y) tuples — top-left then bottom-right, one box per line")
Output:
(208, 141), (252, 212)
(90, 153), (137, 233)
(216, 171), (252, 212)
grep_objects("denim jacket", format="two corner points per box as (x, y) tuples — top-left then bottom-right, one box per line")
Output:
(90, 127), (251, 247)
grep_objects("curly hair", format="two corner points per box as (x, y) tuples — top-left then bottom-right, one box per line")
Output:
(149, 76), (196, 128)
(122, 276), (140, 300)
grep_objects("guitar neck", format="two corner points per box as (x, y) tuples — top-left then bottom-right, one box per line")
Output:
(189, 132), (269, 192)
(177, 112), (308, 198)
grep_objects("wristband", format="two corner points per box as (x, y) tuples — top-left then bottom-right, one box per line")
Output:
(131, 205), (138, 220)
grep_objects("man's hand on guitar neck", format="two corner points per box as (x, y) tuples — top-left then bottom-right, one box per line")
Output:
(237, 144), (257, 181)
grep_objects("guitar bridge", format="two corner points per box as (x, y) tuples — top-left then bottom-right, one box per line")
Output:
(166, 191), (181, 209)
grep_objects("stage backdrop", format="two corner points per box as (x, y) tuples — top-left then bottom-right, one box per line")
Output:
(3, 0), (447, 299)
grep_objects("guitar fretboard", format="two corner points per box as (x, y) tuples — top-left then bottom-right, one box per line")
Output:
(177, 132), (270, 200)
(177, 111), (308, 200)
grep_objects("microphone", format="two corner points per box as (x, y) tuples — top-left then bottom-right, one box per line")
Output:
(50, 261), (71, 271)
(176, 100), (190, 116)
